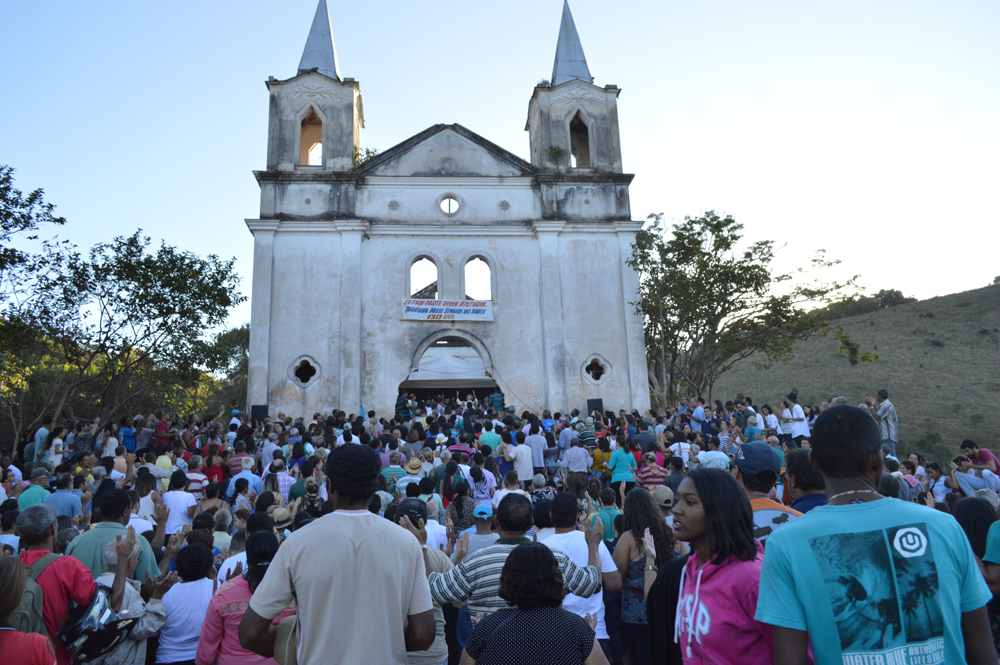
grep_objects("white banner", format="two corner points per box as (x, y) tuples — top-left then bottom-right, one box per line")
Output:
(402, 299), (493, 321)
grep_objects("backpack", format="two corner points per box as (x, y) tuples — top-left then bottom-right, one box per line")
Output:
(12, 553), (60, 637)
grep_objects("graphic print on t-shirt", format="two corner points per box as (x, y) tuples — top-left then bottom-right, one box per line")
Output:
(809, 523), (944, 664)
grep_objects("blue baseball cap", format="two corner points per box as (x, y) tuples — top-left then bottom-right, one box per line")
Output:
(473, 504), (493, 519)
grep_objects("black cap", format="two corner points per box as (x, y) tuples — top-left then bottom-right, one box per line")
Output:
(785, 392), (798, 402)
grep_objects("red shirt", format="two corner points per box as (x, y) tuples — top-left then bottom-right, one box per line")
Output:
(636, 465), (668, 490)
(0, 629), (56, 665)
(230, 453), (252, 476)
(154, 419), (171, 444)
(203, 464), (224, 484)
(20, 550), (95, 665)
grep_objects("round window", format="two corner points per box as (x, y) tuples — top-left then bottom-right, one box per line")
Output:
(439, 195), (460, 215)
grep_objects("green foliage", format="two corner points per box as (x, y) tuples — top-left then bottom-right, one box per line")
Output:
(628, 210), (858, 407)
(0, 165), (66, 275)
(353, 146), (380, 166)
(822, 289), (915, 321)
(0, 167), (246, 451)
(545, 145), (567, 156)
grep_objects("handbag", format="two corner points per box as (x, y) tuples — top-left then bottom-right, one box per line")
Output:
(274, 614), (298, 665)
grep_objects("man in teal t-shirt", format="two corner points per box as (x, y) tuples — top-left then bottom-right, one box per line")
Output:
(18, 468), (51, 508)
(589, 488), (621, 540)
(756, 405), (995, 665)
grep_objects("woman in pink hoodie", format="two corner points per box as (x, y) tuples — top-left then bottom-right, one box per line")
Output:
(665, 467), (774, 664)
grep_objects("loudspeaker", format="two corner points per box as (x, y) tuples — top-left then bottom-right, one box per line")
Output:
(250, 405), (269, 422)
(586, 399), (604, 418)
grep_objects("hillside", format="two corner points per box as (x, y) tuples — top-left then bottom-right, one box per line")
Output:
(712, 283), (1000, 460)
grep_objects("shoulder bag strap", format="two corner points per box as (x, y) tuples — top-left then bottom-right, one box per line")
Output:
(29, 553), (61, 580)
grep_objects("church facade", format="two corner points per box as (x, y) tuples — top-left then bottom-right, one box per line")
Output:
(245, 0), (650, 417)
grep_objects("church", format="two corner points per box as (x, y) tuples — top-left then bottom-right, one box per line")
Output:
(245, 0), (650, 418)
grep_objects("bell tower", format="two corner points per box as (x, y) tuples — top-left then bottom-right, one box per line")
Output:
(526, 1), (623, 173)
(263, 0), (364, 173)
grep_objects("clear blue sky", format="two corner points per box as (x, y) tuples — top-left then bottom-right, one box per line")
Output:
(2, 1), (998, 329)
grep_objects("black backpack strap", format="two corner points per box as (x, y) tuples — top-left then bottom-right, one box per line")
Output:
(28, 553), (61, 580)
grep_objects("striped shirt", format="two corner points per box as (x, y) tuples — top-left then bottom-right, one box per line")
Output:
(428, 537), (600, 616)
(876, 399), (898, 442)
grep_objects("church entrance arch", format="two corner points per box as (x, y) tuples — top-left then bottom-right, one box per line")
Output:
(399, 329), (497, 402)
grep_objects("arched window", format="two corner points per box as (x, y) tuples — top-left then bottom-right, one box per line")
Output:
(569, 112), (590, 168)
(464, 257), (492, 301)
(300, 107), (323, 166)
(410, 257), (438, 298)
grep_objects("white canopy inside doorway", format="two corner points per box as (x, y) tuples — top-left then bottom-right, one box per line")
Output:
(401, 354), (495, 388)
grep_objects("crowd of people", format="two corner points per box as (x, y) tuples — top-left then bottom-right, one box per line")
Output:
(0, 386), (998, 665)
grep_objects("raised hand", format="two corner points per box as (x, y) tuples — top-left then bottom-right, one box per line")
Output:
(147, 570), (179, 599)
(455, 532), (470, 561)
(584, 612), (597, 630)
(115, 527), (137, 561)
(154, 502), (169, 525)
(226, 562), (244, 580)
(583, 515), (603, 547)
(641, 527), (656, 560)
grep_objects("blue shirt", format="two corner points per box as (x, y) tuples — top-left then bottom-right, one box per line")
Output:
(120, 427), (136, 451)
(43, 488), (82, 518)
(690, 406), (705, 433)
(225, 469), (264, 499)
(33, 427), (49, 464)
(756, 498), (991, 665)
(789, 493), (828, 514)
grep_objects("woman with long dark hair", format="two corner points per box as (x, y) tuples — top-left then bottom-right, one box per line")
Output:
(613, 487), (676, 665)
(953, 497), (1000, 654)
(669, 468), (772, 663)
(197, 531), (293, 665)
(440, 460), (460, 507)
(446, 481), (475, 534)
(44, 426), (67, 468)
(0, 557), (53, 662)
(469, 452), (496, 506)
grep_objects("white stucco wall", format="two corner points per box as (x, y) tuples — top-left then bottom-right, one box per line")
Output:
(246, 121), (649, 418)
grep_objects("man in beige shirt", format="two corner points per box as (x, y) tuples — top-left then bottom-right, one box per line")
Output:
(240, 444), (435, 665)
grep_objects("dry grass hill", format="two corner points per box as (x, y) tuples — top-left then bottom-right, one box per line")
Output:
(713, 283), (1000, 463)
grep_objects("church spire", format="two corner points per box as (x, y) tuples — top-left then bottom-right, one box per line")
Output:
(550, 1), (592, 86)
(298, 0), (341, 80)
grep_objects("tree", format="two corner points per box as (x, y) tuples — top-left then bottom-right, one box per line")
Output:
(11, 230), (245, 427)
(199, 324), (250, 411)
(628, 211), (859, 407)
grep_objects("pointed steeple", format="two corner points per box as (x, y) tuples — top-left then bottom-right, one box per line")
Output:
(550, 1), (592, 86)
(298, 0), (341, 80)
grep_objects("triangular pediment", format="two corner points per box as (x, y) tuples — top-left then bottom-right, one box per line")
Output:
(357, 124), (537, 177)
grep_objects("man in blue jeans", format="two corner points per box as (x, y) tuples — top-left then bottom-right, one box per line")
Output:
(864, 389), (898, 457)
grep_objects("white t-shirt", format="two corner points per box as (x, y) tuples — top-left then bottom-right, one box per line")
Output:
(508, 445), (534, 481)
(249, 510), (433, 665)
(779, 409), (793, 435)
(50, 438), (64, 466)
(542, 531), (616, 640)
(789, 404), (810, 438)
(217, 550), (247, 585)
(425, 520), (448, 552)
(669, 442), (691, 466)
(158, 577), (214, 663)
(492, 487), (529, 508)
(128, 514), (155, 536)
(161, 490), (196, 535)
